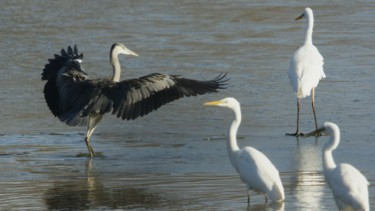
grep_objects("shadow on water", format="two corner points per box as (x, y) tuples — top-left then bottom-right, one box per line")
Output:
(44, 160), (168, 210)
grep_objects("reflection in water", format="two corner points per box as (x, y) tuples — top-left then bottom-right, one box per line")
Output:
(44, 160), (166, 210)
(292, 137), (325, 209)
(247, 202), (284, 211)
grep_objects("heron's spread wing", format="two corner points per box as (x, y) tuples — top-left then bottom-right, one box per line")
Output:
(42, 45), (87, 122)
(51, 72), (227, 126)
(86, 73), (228, 121)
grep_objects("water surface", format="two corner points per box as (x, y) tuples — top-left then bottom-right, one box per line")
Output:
(1, 0), (375, 210)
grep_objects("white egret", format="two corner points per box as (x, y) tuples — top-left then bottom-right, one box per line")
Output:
(287, 7), (326, 136)
(306, 122), (369, 210)
(42, 43), (228, 157)
(204, 97), (285, 203)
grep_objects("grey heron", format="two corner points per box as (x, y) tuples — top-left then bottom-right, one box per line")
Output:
(42, 43), (228, 157)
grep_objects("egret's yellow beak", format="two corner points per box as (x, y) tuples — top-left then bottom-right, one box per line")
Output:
(204, 100), (223, 106)
(295, 13), (304, 21)
(304, 127), (326, 137)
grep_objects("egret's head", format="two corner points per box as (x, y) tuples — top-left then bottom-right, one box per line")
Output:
(111, 42), (139, 57)
(322, 122), (340, 136)
(295, 7), (313, 21)
(204, 97), (240, 110)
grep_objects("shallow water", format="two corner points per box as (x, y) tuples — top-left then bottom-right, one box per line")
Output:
(1, 0), (375, 210)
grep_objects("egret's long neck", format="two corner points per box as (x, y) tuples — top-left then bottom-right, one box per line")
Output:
(227, 106), (241, 170)
(304, 15), (314, 45)
(110, 49), (122, 82)
(323, 132), (339, 174)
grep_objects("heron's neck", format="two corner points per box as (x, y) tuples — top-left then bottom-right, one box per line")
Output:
(110, 51), (121, 82)
(304, 16), (314, 45)
(227, 107), (241, 170)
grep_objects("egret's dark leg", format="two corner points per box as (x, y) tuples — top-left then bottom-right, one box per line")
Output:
(286, 98), (304, 136)
(311, 88), (322, 136)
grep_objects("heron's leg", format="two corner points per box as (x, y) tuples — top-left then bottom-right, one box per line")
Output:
(264, 193), (268, 204)
(84, 115), (103, 158)
(85, 126), (96, 158)
(286, 98), (303, 136)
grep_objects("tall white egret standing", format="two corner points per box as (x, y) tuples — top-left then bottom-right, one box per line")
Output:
(204, 97), (285, 203)
(42, 43), (228, 157)
(306, 122), (369, 210)
(287, 7), (326, 136)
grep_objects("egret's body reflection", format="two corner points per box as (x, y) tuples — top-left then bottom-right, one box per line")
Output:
(292, 138), (325, 209)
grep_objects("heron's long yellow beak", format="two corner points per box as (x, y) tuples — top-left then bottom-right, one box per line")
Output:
(204, 100), (223, 106)
(304, 127), (326, 137)
(295, 13), (304, 21)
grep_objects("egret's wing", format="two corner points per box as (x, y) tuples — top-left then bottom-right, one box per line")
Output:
(329, 163), (369, 210)
(288, 45), (325, 98)
(237, 147), (284, 200)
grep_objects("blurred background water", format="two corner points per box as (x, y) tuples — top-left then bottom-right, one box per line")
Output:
(1, 0), (375, 210)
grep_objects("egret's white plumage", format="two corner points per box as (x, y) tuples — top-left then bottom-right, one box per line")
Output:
(308, 122), (369, 210)
(287, 7), (326, 136)
(204, 98), (285, 203)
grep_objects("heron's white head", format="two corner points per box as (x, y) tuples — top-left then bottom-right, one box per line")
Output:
(111, 42), (139, 57)
(295, 7), (313, 21)
(204, 97), (240, 111)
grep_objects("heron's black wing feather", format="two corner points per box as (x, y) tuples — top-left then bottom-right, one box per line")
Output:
(109, 73), (228, 120)
(42, 45), (87, 125)
(46, 70), (227, 126)
(72, 73), (227, 121)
